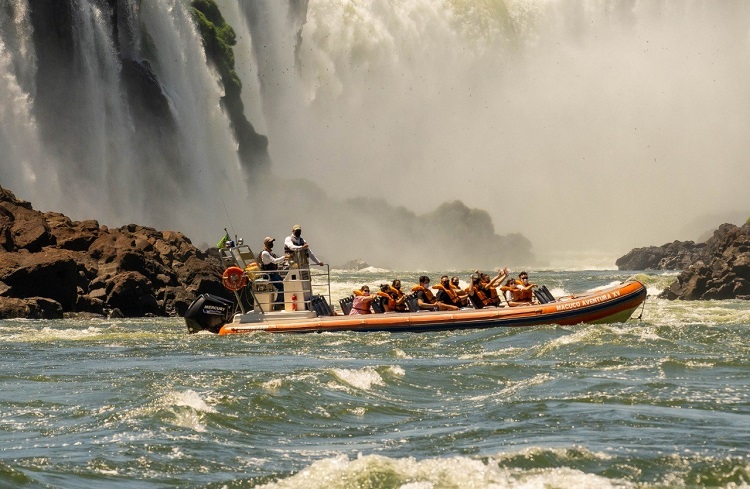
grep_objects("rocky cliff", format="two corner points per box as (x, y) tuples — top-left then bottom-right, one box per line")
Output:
(615, 240), (707, 271)
(0, 187), (229, 319)
(658, 223), (750, 300)
(617, 222), (750, 300)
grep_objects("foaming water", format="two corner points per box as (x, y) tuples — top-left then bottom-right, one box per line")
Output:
(0, 270), (749, 488)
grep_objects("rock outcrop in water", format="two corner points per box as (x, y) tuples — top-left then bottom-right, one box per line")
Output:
(0, 187), (230, 319)
(618, 222), (750, 300)
(658, 223), (750, 301)
(615, 240), (707, 271)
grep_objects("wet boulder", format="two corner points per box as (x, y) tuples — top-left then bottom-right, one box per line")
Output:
(616, 240), (706, 271)
(0, 185), (232, 319)
(0, 296), (63, 319)
(658, 223), (750, 300)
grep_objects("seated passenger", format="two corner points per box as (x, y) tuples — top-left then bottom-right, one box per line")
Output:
(467, 273), (498, 309)
(481, 268), (509, 307)
(388, 279), (408, 312)
(349, 285), (377, 315)
(500, 278), (517, 304)
(432, 275), (462, 308)
(450, 276), (470, 307)
(412, 276), (459, 311)
(506, 271), (537, 307)
(488, 268), (509, 289)
(376, 284), (396, 312)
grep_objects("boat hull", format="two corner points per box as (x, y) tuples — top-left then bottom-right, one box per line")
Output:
(217, 280), (647, 335)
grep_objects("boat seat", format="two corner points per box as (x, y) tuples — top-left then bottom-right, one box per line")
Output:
(311, 295), (334, 317)
(534, 285), (556, 304)
(339, 295), (354, 315)
(371, 296), (386, 314)
(405, 292), (420, 312)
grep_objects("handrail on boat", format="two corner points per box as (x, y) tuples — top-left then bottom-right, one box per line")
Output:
(218, 245), (332, 314)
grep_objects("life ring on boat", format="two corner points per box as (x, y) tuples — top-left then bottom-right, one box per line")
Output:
(222, 266), (247, 291)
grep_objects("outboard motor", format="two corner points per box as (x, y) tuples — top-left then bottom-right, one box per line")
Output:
(184, 294), (234, 334)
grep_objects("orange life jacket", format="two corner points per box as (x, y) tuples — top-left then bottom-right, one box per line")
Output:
(432, 284), (458, 302)
(512, 280), (533, 302)
(376, 291), (395, 310)
(479, 284), (497, 306)
(389, 286), (404, 299)
(411, 285), (436, 303)
(487, 286), (501, 305)
(388, 286), (407, 311)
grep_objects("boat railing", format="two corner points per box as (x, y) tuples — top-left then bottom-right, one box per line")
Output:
(219, 244), (332, 315)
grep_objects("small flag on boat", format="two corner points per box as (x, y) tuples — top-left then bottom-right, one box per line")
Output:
(217, 230), (230, 249)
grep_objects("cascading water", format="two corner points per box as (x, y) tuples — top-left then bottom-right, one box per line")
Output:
(0, 0), (250, 245)
(137, 0), (247, 216)
(2, 0), (749, 267)
(232, 0), (750, 265)
(0, 1), (43, 192)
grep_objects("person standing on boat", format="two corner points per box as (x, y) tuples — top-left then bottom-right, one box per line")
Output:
(259, 237), (287, 310)
(284, 224), (325, 267)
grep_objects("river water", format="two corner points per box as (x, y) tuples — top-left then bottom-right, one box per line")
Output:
(1, 270), (749, 488)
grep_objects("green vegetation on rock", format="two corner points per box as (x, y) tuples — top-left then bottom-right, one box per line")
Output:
(190, 0), (241, 97)
(190, 0), (270, 172)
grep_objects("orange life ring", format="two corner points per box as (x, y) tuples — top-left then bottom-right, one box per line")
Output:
(222, 266), (247, 291)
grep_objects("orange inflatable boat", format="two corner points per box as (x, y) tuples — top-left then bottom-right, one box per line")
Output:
(183, 244), (647, 335)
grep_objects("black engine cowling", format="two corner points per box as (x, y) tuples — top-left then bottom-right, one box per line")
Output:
(184, 294), (234, 334)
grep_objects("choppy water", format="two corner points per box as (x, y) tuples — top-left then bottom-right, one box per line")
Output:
(1, 270), (749, 488)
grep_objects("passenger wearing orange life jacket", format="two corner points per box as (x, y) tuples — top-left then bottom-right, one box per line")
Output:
(413, 276), (458, 311)
(467, 273), (493, 309)
(432, 275), (461, 308)
(450, 276), (470, 307)
(500, 278), (517, 304)
(387, 279), (408, 312)
(481, 268), (509, 307)
(466, 267), (507, 309)
(506, 271), (537, 307)
(376, 284), (395, 312)
(349, 285), (377, 315)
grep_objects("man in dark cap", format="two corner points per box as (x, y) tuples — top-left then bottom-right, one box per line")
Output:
(259, 236), (287, 310)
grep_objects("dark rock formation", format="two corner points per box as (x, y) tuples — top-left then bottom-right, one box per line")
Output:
(659, 223), (750, 300)
(0, 187), (230, 319)
(337, 259), (372, 271)
(616, 240), (707, 271)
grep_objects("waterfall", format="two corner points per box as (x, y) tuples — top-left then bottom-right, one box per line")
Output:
(0, 0), (43, 193)
(0, 0), (248, 245)
(2, 0), (750, 264)
(232, 0), (750, 261)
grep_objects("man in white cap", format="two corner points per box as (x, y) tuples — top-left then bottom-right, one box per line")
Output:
(284, 224), (325, 266)
(260, 237), (287, 310)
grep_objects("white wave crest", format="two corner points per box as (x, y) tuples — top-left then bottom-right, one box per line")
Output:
(256, 451), (631, 489)
(330, 367), (385, 390)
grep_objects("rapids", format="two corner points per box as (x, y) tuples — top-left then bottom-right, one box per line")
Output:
(1, 269), (748, 488)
